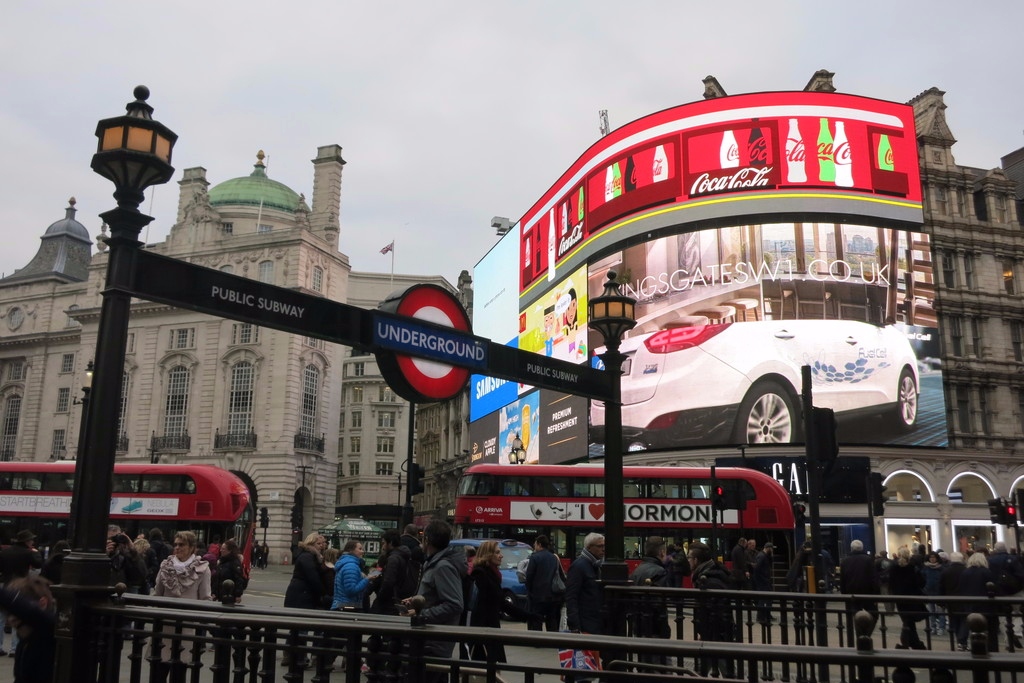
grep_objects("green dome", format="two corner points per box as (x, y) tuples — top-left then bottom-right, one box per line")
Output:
(208, 151), (300, 212)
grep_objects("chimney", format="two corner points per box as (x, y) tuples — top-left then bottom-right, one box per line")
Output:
(310, 144), (346, 245)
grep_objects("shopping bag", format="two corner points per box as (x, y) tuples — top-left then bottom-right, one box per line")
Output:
(558, 646), (601, 677)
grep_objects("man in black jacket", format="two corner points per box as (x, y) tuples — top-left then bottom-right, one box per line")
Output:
(525, 535), (563, 632)
(629, 536), (671, 666)
(839, 539), (881, 643)
(688, 542), (735, 677)
(0, 530), (43, 657)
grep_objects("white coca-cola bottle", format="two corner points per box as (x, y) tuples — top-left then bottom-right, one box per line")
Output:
(547, 209), (556, 282)
(652, 144), (669, 181)
(560, 201), (569, 236)
(720, 130), (739, 168)
(833, 121), (853, 187)
(785, 118), (807, 183)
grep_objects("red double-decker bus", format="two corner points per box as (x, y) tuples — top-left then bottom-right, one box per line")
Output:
(0, 462), (255, 568)
(454, 463), (795, 566)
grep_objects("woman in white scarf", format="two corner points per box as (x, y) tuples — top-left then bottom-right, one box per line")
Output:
(154, 530), (213, 600)
(151, 530), (213, 675)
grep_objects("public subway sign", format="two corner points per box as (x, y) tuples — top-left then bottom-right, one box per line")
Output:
(518, 91), (923, 299)
(502, 500), (738, 525)
(127, 248), (611, 403)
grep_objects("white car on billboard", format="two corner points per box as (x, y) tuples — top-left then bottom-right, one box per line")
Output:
(591, 319), (919, 448)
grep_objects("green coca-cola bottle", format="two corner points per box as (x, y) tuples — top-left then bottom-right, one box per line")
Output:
(877, 134), (894, 171)
(818, 118), (835, 182)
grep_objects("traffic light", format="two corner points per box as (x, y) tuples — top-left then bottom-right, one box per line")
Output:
(1017, 488), (1024, 524)
(290, 504), (303, 531)
(410, 463), (425, 496)
(989, 498), (1004, 524)
(868, 472), (887, 516)
(812, 407), (839, 472)
(1006, 498), (1018, 525)
(712, 485), (726, 510)
(792, 501), (807, 524)
(259, 506), (269, 528)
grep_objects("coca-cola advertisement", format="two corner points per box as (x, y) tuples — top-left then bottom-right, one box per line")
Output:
(518, 91), (922, 296)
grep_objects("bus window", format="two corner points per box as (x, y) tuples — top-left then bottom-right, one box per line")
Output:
(41, 473), (75, 491)
(112, 474), (139, 493)
(458, 473), (497, 496)
(502, 477), (531, 496)
(534, 477), (568, 497)
(573, 479), (603, 497)
(689, 479), (712, 499)
(141, 475), (195, 493)
(624, 478), (643, 499)
(12, 475), (42, 491)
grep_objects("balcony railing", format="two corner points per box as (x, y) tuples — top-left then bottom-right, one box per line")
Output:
(115, 433), (129, 452)
(0, 448), (14, 461)
(150, 431), (191, 451)
(293, 432), (325, 453)
(214, 428), (257, 450)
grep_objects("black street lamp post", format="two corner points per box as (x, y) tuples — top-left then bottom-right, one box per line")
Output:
(587, 271), (636, 584)
(55, 86), (177, 682)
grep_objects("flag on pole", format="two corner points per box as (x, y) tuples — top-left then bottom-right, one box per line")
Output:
(380, 241), (394, 255)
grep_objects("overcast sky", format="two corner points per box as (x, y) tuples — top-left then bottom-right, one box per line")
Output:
(2, 1), (1022, 288)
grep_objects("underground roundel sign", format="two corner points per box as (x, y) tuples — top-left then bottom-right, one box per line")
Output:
(374, 283), (481, 402)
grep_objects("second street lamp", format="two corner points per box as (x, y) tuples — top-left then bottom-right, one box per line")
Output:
(587, 271), (636, 583)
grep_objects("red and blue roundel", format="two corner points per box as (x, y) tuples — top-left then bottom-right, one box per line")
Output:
(375, 284), (478, 402)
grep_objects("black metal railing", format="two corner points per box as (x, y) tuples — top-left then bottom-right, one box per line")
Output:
(0, 447), (14, 461)
(213, 428), (257, 450)
(115, 433), (129, 452)
(53, 582), (1024, 683)
(293, 432), (325, 453)
(150, 431), (191, 451)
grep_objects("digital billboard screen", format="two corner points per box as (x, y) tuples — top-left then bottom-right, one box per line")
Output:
(469, 90), (945, 460)
(586, 221), (946, 452)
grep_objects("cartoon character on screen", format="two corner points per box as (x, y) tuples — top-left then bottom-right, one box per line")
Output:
(562, 287), (579, 336)
(543, 305), (556, 357)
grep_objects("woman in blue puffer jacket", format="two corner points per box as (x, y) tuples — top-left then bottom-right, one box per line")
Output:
(332, 540), (370, 611)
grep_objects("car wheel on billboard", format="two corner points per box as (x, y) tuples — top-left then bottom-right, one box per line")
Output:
(733, 379), (800, 444)
(892, 367), (919, 432)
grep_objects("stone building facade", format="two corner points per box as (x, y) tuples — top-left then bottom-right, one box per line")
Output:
(0, 146), (469, 561)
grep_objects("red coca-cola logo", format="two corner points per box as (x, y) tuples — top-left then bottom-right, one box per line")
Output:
(834, 142), (852, 165)
(748, 137), (769, 163)
(690, 167), (773, 196)
(786, 138), (805, 161)
(817, 142), (832, 161)
(724, 145), (739, 164)
(884, 148), (894, 166)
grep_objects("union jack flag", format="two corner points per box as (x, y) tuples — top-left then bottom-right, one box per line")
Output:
(380, 241), (394, 255)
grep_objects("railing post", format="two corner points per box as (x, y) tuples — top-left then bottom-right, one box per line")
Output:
(967, 612), (990, 683)
(854, 610), (875, 683)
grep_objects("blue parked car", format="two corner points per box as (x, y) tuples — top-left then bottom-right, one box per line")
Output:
(448, 538), (532, 618)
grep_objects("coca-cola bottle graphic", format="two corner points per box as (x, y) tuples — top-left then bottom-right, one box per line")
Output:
(817, 118), (835, 182)
(833, 121), (853, 187)
(720, 130), (739, 168)
(604, 162), (623, 202)
(577, 186), (585, 223)
(560, 201), (569, 236)
(747, 122), (766, 167)
(546, 209), (556, 282)
(652, 144), (668, 182)
(877, 134), (895, 171)
(625, 155), (637, 192)
(785, 118), (806, 183)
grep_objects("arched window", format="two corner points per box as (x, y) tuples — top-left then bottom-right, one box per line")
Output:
(300, 365), (320, 437)
(312, 266), (324, 293)
(1, 395), (22, 460)
(257, 260), (274, 284)
(164, 366), (191, 437)
(66, 304), (81, 328)
(228, 361), (254, 434)
(220, 264), (234, 274)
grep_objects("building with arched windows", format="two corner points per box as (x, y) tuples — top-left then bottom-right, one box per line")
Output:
(0, 145), (470, 560)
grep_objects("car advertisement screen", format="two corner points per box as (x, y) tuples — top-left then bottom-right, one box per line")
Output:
(519, 91), (923, 307)
(587, 221), (947, 452)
